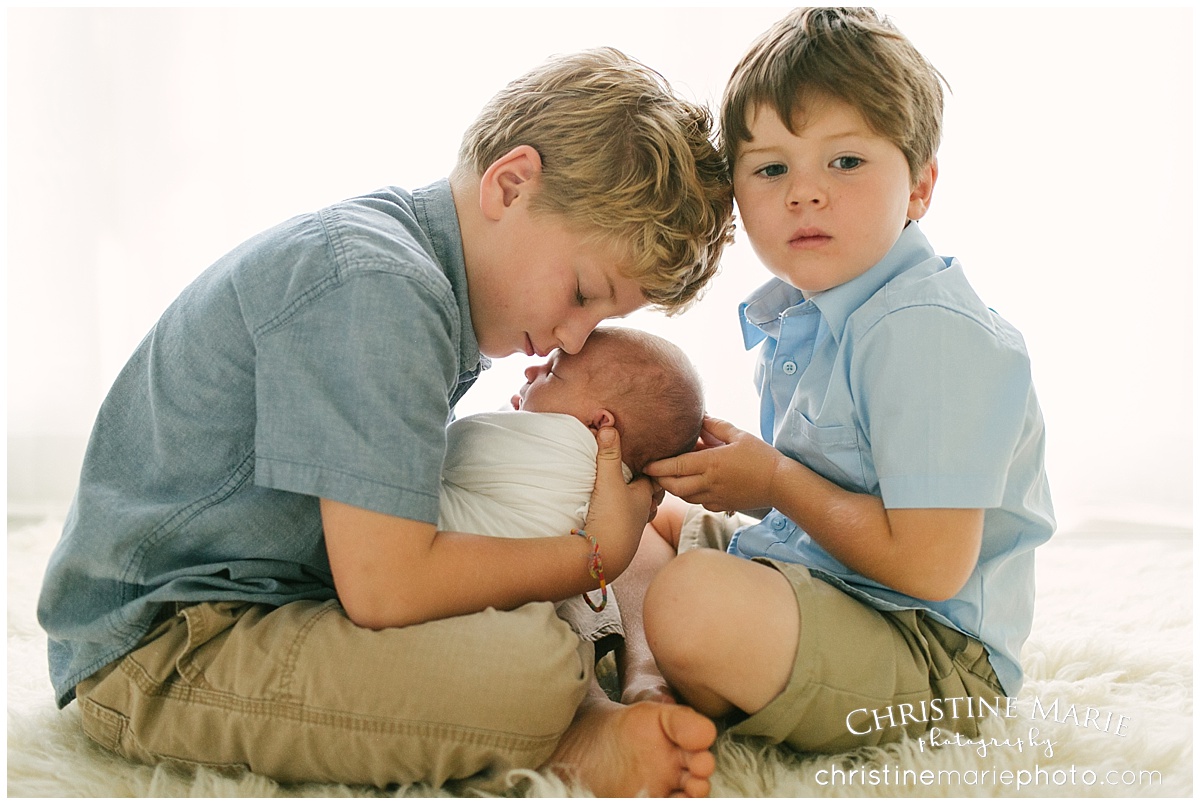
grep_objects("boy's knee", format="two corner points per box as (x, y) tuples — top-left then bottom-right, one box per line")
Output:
(480, 603), (592, 732)
(643, 549), (732, 667)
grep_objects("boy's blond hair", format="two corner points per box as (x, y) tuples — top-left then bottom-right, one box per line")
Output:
(455, 48), (734, 313)
(584, 327), (704, 474)
(721, 7), (946, 182)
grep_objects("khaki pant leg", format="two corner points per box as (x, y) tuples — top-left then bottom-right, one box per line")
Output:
(555, 594), (623, 659)
(76, 599), (592, 789)
(676, 507), (756, 554)
(675, 506), (1006, 753)
(728, 581), (1005, 754)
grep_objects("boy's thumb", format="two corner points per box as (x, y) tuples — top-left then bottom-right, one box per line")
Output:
(596, 426), (621, 461)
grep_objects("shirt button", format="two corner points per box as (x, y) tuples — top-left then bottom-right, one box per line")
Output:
(781, 359), (798, 375)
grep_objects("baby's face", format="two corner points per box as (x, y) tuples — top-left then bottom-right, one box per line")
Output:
(511, 348), (602, 426)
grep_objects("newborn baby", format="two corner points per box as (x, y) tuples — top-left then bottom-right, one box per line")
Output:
(439, 326), (704, 539)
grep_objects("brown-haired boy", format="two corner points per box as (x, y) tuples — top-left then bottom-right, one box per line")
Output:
(639, 7), (1054, 755)
(38, 48), (733, 796)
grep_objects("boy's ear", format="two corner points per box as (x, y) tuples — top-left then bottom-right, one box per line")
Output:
(907, 158), (938, 221)
(587, 409), (616, 432)
(479, 145), (543, 221)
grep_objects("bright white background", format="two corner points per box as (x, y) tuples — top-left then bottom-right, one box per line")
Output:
(6, 6), (1194, 533)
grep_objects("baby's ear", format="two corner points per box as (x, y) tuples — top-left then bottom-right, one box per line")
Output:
(588, 409), (616, 432)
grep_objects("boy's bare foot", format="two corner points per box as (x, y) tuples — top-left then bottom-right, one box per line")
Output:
(544, 697), (717, 797)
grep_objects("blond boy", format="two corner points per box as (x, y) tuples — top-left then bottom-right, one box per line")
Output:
(38, 48), (732, 796)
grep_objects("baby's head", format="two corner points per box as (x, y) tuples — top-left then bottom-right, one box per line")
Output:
(721, 7), (945, 184)
(511, 327), (704, 474)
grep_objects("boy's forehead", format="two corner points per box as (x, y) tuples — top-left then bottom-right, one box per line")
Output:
(611, 272), (653, 315)
(736, 97), (892, 167)
(748, 93), (864, 135)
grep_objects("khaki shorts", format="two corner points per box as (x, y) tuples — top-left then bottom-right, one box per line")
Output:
(75, 598), (593, 790)
(679, 507), (1006, 754)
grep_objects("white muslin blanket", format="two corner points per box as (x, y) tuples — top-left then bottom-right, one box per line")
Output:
(439, 410), (630, 538)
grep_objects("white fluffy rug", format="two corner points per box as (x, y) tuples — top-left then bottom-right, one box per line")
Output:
(8, 517), (1192, 797)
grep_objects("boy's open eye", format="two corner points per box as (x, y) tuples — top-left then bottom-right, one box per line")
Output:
(831, 156), (864, 171)
(755, 163), (787, 178)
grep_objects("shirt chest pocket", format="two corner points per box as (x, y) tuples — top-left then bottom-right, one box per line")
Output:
(787, 414), (870, 493)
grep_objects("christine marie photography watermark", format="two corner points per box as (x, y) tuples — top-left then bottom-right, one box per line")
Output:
(814, 695), (1164, 792)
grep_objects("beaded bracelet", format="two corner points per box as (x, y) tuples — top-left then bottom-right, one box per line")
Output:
(571, 528), (607, 612)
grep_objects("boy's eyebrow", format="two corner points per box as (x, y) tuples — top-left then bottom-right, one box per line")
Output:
(740, 128), (875, 157)
(823, 128), (870, 140)
(739, 144), (773, 158)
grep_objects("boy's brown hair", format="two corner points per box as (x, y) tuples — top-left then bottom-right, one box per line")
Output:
(455, 48), (734, 313)
(721, 7), (946, 182)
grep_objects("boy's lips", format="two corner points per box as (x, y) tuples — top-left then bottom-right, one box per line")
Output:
(788, 228), (832, 249)
(524, 333), (550, 357)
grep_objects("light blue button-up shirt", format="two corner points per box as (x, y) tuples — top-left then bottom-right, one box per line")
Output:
(731, 223), (1055, 696)
(38, 181), (486, 707)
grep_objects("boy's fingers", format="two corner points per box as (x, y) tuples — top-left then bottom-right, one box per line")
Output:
(643, 455), (680, 478)
(701, 415), (737, 443)
(595, 427), (646, 504)
(595, 426), (622, 462)
(654, 474), (694, 500)
(648, 450), (706, 479)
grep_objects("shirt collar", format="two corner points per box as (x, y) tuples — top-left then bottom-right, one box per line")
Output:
(740, 221), (936, 349)
(413, 179), (490, 375)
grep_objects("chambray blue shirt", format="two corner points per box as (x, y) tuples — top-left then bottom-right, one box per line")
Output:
(730, 223), (1055, 696)
(38, 181), (486, 708)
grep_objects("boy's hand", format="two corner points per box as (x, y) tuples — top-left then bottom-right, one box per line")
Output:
(584, 427), (657, 579)
(644, 416), (784, 514)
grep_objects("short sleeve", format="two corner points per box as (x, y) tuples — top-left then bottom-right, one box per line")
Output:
(253, 268), (460, 523)
(851, 304), (1032, 509)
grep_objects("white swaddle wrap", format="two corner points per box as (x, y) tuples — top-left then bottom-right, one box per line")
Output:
(439, 410), (632, 537)
(438, 409), (630, 647)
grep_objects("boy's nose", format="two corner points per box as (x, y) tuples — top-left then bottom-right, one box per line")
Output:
(554, 314), (597, 355)
(786, 174), (826, 208)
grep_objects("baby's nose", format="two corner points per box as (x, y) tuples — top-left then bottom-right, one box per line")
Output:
(525, 360), (551, 382)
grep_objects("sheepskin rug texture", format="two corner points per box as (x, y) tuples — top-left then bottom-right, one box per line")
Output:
(8, 516), (1192, 797)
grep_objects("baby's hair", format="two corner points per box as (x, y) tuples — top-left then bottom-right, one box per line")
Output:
(455, 47), (735, 313)
(721, 7), (947, 182)
(584, 328), (704, 474)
